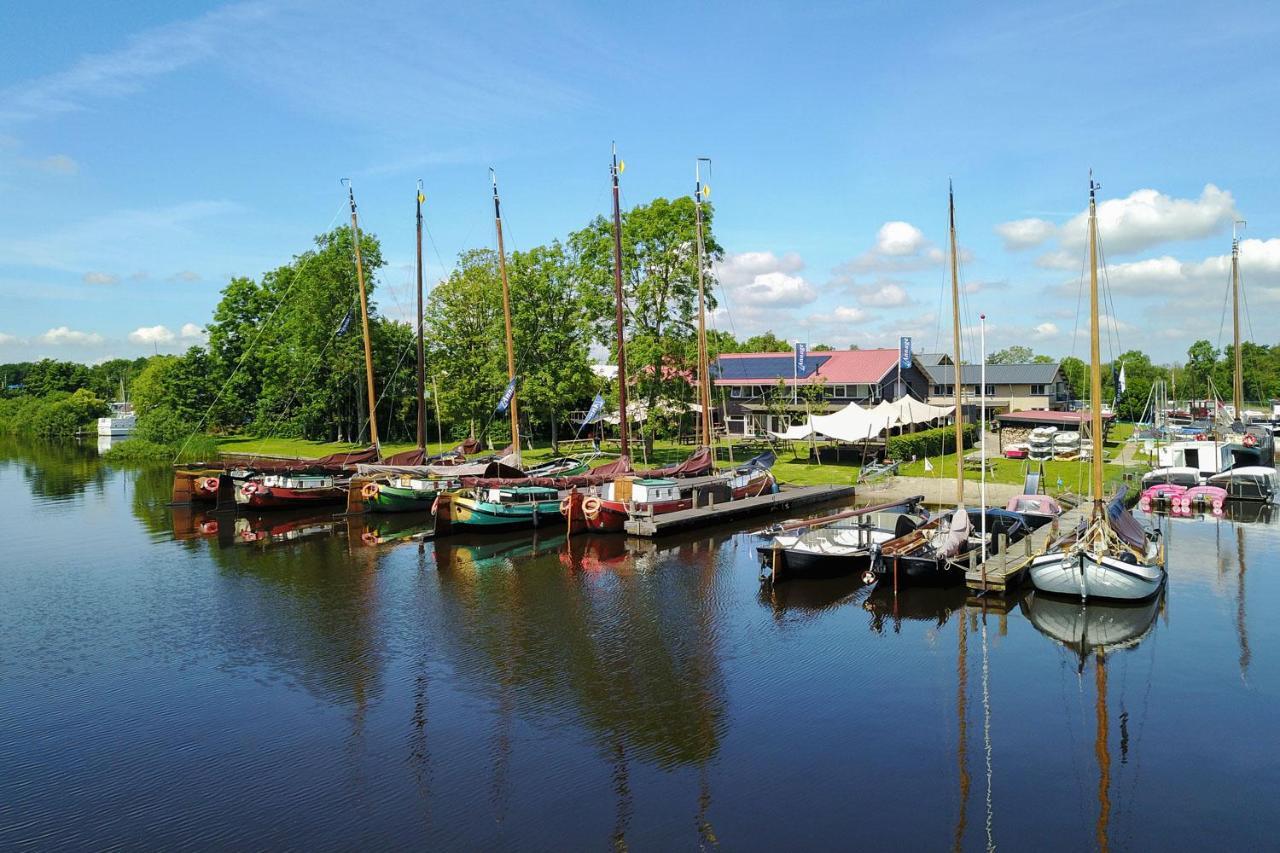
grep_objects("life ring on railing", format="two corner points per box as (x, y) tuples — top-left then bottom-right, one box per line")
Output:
(361, 482), (381, 500)
(582, 496), (602, 520)
(559, 496), (572, 516)
(1244, 433), (1258, 447)
(199, 477), (220, 493)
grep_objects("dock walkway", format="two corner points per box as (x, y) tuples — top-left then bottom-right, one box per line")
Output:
(965, 497), (1088, 595)
(623, 484), (855, 537)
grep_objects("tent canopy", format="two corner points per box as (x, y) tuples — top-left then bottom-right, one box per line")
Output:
(769, 395), (954, 443)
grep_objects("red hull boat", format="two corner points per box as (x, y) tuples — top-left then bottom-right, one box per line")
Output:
(236, 475), (348, 510)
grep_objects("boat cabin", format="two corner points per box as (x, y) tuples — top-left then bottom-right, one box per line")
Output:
(602, 477), (681, 503)
(486, 486), (559, 503)
(1154, 440), (1231, 476)
(262, 474), (335, 489)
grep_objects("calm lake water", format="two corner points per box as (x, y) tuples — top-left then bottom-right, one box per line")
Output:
(1, 438), (1277, 850)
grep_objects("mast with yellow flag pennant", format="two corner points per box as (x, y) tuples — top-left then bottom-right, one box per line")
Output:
(611, 144), (631, 463)
(415, 180), (427, 450)
(695, 157), (714, 449)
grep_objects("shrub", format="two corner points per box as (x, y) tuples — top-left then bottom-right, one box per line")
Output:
(135, 406), (195, 445)
(886, 423), (978, 461)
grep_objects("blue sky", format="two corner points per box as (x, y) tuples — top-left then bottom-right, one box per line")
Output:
(3, 0), (1279, 365)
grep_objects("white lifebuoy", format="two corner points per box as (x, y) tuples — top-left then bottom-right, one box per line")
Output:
(559, 496), (572, 516)
(242, 482), (262, 495)
(582, 496), (602, 520)
(199, 477), (220, 493)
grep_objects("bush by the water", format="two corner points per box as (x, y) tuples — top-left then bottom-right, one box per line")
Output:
(102, 433), (220, 464)
(887, 423), (978, 461)
(0, 390), (110, 436)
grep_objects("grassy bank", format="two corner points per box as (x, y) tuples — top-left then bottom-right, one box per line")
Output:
(198, 431), (1144, 496)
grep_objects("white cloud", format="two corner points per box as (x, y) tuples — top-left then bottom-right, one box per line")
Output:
(1087, 238), (1280, 299)
(0, 332), (18, 345)
(39, 326), (104, 346)
(180, 322), (206, 340)
(82, 270), (118, 285)
(716, 251), (817, 308)
(832, 306), (871, 323)
(128, 324), (175, 344)
(995, 217), (1056, 250)
(1059, 184), (1237, 255)
(856, 283), (910, 307)
(170, 270), (201, 282)
(1032, 322), (1060, 339)
(1036, 250), (1079, 270)
(34, 154), (79, 175)
(875, 221), (928, 256)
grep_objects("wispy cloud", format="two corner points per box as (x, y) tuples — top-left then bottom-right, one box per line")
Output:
(0, 2), (272, 125)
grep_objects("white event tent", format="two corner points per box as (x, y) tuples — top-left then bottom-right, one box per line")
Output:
(769, 396), (955, 443)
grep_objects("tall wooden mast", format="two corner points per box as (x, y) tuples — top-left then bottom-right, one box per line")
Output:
(1232, 222), (1244, 422)
(490, 169), (521, 461)
(345, 180), (380, 454)
(948, 183), (965, 506)
(611, 145), (631, 462)
(415, 180), (427, 450)
(694, 157), (713, 448)
(1089, 175), (1104, 504)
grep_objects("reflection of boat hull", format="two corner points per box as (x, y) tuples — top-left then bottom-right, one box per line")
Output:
(881, 551), (968, 586)
(1021, 590), (1161, 655)
(1027, 548), (1163, 601)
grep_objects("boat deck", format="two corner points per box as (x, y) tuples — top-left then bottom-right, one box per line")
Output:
(623, 484), (855, 537)
(965, 496), (1088, 595)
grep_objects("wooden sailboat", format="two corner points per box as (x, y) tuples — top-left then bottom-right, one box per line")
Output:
(1028, 176), (1165, 600)
(566, 151), (772, 533)
(237, 181), (382, 510)
(1206, 221), (1278, 500)
(874, 184), (976, 586)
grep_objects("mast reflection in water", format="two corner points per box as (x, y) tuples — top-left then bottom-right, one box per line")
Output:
(1, 441), (1278, 850)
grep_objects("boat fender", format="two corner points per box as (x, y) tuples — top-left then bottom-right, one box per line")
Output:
(1244, 433), (1258, 447)
(583, 496), (602, 520)
(361, 482), (380, 499)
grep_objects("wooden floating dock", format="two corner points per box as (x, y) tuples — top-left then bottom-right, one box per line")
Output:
(965, 499), (1089, 595)
(623, 484), (855, 537)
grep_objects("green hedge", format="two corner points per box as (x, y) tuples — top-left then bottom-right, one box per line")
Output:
(887, 423), (978, 461)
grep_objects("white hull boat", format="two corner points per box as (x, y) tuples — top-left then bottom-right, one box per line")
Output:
(1206, 465), (1278, 502)
(1027, 545), (1164, 601)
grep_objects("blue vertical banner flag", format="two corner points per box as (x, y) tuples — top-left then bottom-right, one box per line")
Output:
(794, 342), (808, 376)
(336, 307), (353, 336)
(899, 336), (913, 369)
(574, 394), (606, 437)
(495, 377), (518, 414)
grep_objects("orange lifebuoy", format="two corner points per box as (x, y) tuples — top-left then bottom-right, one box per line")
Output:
(1244, 433), (1258, 447)
(199, 477), (220, 493)
(361, 482), (381, 499)
(582, 496), (602, 520)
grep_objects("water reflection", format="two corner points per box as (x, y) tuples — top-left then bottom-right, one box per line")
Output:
(0, 436), (106, 501)
(4, 438), (1279, 849)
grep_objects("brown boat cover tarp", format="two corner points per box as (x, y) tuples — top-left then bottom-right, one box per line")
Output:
(462, 448), (717, 490)
(216, 446), (379, 473)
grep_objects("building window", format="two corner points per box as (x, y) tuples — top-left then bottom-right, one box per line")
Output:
(730, 386), (743, 398)
(828, 384), (846, 398)
(986, 384), (996, 396)
(1030, 384), (1046, 395)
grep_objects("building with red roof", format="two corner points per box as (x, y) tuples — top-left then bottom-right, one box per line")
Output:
(713, 348), (930, 436)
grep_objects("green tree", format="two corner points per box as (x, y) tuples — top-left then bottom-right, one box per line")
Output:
(989, 345), (1035, 364)
(569, 196), (722, 419)
(742, 331), (791, 352)
(1184, 340), (1219, 400)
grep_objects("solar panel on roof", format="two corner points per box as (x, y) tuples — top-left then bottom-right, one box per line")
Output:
(714, 355), (829, 380)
